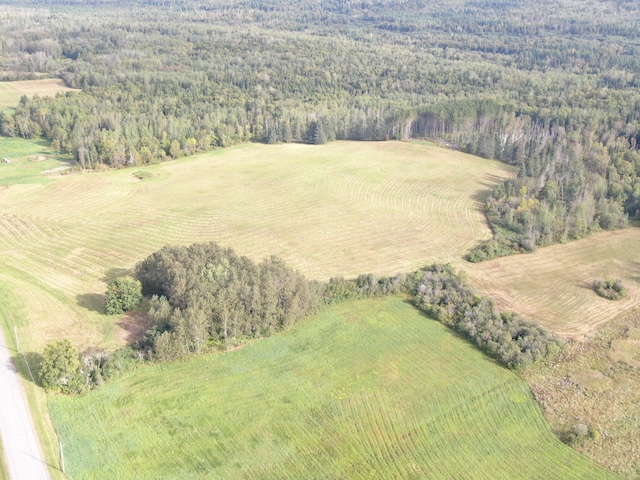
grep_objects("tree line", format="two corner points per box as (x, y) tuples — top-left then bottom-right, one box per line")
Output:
(40, 242), (562, 393)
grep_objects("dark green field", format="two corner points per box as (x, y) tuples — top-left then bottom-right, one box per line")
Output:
(49, 298), (614, 479)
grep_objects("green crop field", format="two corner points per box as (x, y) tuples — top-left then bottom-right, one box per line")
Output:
(0, 137), (71, 185)
(0, 139), (512, 352)
(461, 226), (640, 338)
(49, 298), (613, 479)
(0, 79), (78, 112)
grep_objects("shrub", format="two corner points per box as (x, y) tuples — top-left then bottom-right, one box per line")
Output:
(105, 276), (143, 314)
(39, 340), (84, 394)
(561, 423), (598, 445)
(594, 277), (627, 301)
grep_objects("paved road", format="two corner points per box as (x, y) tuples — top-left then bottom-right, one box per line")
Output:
(0, 328), (51, 480)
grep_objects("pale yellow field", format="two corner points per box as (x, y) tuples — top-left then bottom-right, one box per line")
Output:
(460, 226), (640, 338)
(0, 140), (511, 351)
(0, 78), (78, 111)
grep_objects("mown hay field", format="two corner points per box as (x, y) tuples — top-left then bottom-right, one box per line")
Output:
(49, 298), (613, 480)
(461, 226), (640, 337)
(0, 139), (511, 351)
(0, 78), (78, 111)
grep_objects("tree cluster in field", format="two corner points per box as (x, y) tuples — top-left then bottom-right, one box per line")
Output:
(104, 276), (142, 315)
(39, 340), (142, 393)
(132, 255), (561, 369)
(593, 277), (627, 301)
(134, 242), (321, 360)
(1, 0), (640, 257)
(560, 423), (599, 446)
(40, 241), (561, 393)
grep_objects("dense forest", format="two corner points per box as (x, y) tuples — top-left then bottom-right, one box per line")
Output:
(1, 0), (640, 255)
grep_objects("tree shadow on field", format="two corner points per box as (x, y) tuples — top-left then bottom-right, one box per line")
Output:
(471, 174), (505, 206)
(10, 351), (43, 387)
(102, 267), (135, 283)
(77, 293), (104, 313)
(116, 311), (151, 346)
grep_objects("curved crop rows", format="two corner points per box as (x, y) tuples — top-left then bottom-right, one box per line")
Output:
(461, 227), (640, 337)
(49, 298), (612, 479)
(0, 140), (510, 350)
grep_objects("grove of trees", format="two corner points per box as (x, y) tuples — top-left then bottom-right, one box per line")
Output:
(42, 242), (562, 394)
(134, 242), (321, 357)
(133, 242), (561, 370)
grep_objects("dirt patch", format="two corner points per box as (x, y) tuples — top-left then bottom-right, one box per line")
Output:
(41, 165), (73, 175)
(116, 311), (150, 346)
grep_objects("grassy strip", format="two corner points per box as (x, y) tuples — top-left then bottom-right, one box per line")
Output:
(0, 435), (8, 480)
(49, 298), (614, 479)
(0, 287), (65, 480)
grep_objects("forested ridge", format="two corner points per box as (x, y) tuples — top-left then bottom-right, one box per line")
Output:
(1, 0), (640, 255)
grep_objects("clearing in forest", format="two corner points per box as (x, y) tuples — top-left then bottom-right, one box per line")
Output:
(0, 79), (78, 112)
(0, 139), (510, 351)
(461, 226), (640, 337)
(48, 298), (613, 480)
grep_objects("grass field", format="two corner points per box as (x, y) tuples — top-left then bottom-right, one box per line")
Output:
(0, 79), (78, 112)
(461, 226), (640, 337)
(0, 139), (511, 352)
(48, 298), (613, 479)
(0, 135), (634, 477)
(0, 137), (71, 185)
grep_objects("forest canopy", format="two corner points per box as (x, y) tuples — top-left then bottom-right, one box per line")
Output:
(1, 0), (639, 255)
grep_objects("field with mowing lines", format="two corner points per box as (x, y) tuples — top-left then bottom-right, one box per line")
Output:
(461, 225), (640, 337)
(48, 298), (613, 480)
(0, 140), (511, 352)
(0, 78), (78, 112)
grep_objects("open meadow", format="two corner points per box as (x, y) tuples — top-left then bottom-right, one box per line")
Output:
(524, 306), (640, 478)
(0, 139), (512, 352)
(461, 227), (640, 337)
(0, 79), (78, 112)
(1, 135), (638, 346)
(0, 135), (637, 477)
(48, 298), (613, 479)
